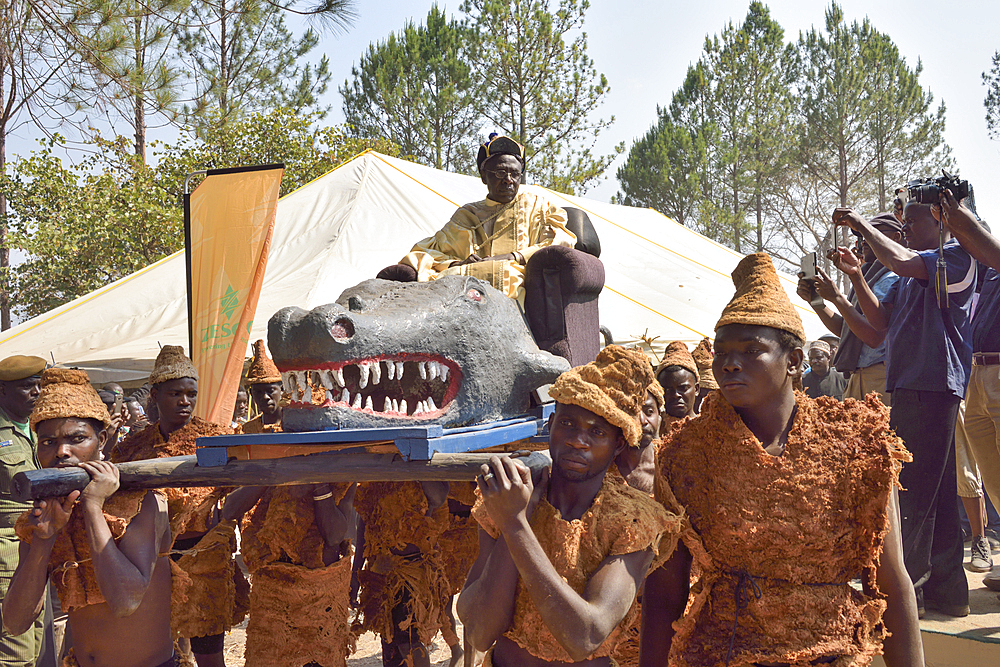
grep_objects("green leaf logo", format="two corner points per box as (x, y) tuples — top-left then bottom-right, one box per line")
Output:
(219, 285), (240, 320)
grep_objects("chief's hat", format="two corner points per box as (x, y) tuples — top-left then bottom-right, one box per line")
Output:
(476, 134), (526, 172)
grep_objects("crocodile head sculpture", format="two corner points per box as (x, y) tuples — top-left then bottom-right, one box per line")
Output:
(268, 276), (571, 431)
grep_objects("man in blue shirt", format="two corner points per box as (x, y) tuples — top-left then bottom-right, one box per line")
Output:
(834, 201), (974, 617)
(932, 189), (1000, 593)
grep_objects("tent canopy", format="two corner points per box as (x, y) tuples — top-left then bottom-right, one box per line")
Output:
(0, 151), (825, 384)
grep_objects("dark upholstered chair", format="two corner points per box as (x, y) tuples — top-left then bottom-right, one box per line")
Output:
(377, 207), (604, 367)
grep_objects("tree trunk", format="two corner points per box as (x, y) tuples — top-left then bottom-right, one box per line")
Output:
(0, 126), (9, 330)
(134, 15), (145, 162)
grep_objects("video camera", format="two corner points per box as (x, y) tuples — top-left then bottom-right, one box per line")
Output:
(894, 169), (976, 219)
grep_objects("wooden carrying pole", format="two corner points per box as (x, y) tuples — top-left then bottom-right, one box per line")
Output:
(12, 450), (551, 502)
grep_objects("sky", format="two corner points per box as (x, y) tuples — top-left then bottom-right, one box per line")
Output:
(295, 0), (1000, 219)
(7, 1), (1000, 223)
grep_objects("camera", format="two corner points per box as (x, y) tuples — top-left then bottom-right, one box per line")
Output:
(903, 170), (971, 206)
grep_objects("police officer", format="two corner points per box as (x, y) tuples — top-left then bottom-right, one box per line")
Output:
(0, 355), (46, 665)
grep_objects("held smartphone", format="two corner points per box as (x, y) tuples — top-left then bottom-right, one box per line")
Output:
(799, 252), (817, 280)
(799, 252), (825, 309)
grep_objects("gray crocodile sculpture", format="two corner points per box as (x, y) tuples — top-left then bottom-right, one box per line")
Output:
(268, 275), (570, 431)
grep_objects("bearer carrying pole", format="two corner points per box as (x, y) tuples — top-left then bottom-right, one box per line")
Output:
(11, 450), (550, 502)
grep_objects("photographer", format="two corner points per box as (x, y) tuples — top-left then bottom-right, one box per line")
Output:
(833, 197), (975, 618)
(796, 213), (903, 405)
(934, 188), (1000, 589)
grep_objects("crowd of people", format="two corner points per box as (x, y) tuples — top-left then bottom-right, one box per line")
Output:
(0, 134), (994, 667)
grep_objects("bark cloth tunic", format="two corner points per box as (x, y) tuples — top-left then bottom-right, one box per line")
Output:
(112, 418), (248, 639)
(353, 482), (479, 647)
(472, 471), (679, 663)
(654, 391), (909, 667)
(241, 483), (354, 667)
(15, 489), (162, 666)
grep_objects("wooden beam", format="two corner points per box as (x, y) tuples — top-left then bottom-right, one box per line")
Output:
(11, 450), (551, 502)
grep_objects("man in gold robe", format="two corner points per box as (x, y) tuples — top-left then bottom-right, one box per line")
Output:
(399, 136), (576, 300)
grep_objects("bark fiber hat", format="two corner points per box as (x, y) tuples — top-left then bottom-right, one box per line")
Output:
(149, 345), (198, 385)
(246, 340), (281, 385)
(716, 253), (806, 342)
(691, 338), (718, 390)
(30, 368), (111, 431)
(548, 344), (654, 448)
(0, 355), (47, 382)
(647, 379), (665, 413)
(656, 341), (700, 382)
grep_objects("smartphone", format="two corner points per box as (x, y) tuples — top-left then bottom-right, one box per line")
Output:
(799, 252), (817, 280)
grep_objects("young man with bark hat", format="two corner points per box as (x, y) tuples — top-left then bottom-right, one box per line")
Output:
(0, 355), (47, 665)
(399, 135), (576, 300)
(112, 346), (244, 667)
(238, 340), (285, 435)
(458, 345), (678, 667)
(3, 368), (174, 666)
(641, 252), (923, 667)
(615, 373), (665, 496)
(655, 342), (700, 427)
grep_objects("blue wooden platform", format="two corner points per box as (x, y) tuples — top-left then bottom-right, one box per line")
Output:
(196, 404), (555, 466)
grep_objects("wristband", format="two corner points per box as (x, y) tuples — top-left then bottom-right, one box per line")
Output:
(312, 491), (334, 502)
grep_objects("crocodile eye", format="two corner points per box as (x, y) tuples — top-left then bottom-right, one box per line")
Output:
(466, 288), (483, 302)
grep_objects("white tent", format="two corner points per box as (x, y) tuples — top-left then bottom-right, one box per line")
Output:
(0, 151), (825, 384)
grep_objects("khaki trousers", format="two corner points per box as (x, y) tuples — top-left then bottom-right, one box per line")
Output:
(964, 363), (1000, 511)
(955, 399), (983, 498)
(843, 362), (890, 406)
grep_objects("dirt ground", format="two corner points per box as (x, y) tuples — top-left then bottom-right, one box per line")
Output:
(222, 610), (465, 666)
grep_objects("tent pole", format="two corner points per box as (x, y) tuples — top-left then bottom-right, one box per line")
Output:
(183, 172), (205, 362)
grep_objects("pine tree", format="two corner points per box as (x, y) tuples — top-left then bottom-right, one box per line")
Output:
(178, 0), (353, 135)
(341, 5), (483, 172)
(460, 0), (622, 194)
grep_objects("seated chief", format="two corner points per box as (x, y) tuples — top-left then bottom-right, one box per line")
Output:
(399, 135), (577, 300)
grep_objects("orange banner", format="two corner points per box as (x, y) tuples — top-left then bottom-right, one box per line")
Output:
(188, 166), (283, 424)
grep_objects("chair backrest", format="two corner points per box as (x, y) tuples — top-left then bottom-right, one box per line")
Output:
(564, 207), (601, 258)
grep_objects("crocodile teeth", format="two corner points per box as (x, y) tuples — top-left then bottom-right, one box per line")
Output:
(325, 389), (334, 401)
(395, 361), (404, 379)
(281, 372), (292, 393)
(414, 401), (425, 415)
(439, 364), (449, 382)
(340, 388), (350, 404)
(399, 399), (407, 415)
(352, 393), (362, 409)
(371, 361), (381, 385)
(418, 361), (427, 380)
(334, 367), (345, 387)
(359, 362), (370, 389)
(392, 398), (399, 413)
(385, 360), (395, 380)
(428, 361), (438, 380)
(384, 397), (392, 412)
(318, 371), (333, 390)
(426, 396), (437, 412)
(303, 384), (312, 403)
(365, 395), (373, 411)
